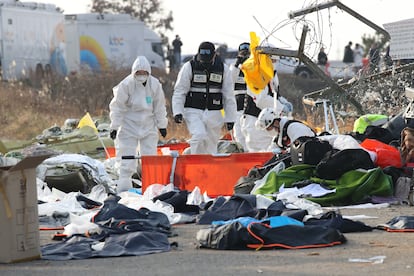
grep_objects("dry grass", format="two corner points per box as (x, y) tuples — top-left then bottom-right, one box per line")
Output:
(0, 68), (189, 141)
(0, 82), (72, 140)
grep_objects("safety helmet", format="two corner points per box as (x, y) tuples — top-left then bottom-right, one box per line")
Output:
(256, 107), (278, 130)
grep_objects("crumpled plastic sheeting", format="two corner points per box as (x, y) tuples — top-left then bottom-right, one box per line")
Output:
(251, 161), (286, 194)
(64, 212), (101, 237)
(276, 188), (324, 216)
(38, 190), (89, 217)
(118, 188), (197, 225)
(37, 184), (109, 217)
(118, 192), (176, 223)
(37, 153), (116, 190)
(102, 157), (120, 181)
(142, 183), (176, 200)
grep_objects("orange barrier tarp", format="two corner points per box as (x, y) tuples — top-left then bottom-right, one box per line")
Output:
(141, 152), (274, 197)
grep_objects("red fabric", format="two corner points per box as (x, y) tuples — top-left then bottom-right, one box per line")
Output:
(360, 139), (402, 168)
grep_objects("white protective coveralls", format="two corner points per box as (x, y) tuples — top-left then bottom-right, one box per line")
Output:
(240, 86), (274, 152)
(172, 59), (237, 154)
(109, 56), (168, 192)
(240, 72), (282, 152)
(229, 62), (248, 150)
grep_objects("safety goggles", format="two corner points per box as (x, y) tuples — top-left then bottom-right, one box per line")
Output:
(135, 70), (148, 76)
(239, 44), (250, 51)
(199, 49), (212, 55)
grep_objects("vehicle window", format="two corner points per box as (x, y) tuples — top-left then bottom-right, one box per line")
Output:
(151, 42), (165, 58)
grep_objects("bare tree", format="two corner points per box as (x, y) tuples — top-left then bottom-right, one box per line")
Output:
(90, 0), (174, 45)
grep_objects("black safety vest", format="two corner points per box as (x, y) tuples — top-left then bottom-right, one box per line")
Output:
(243, 83), (274, 117)
(243, 95), (261, 117)
(234, 70), (247, 111)
(184, 58), (224, 110)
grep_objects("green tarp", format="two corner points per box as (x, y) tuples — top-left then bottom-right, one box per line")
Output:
(252, 164), (393, 206)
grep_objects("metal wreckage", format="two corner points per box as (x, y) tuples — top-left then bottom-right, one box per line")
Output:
(256, 0), (414, 140)
(0, 116), (114, 160)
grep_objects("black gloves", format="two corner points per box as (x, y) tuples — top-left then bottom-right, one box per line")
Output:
(234, 56), (247, 68)
(226, 122), (234, 131)
(110, 129), (117, 140)
(159, 128), (167, 138)
(174, 114), (183, 123)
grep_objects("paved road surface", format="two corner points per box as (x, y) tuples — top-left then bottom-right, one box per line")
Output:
(1, 205), (414, 276)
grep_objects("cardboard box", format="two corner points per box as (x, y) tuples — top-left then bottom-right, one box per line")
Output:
(0, 155), (50, 263)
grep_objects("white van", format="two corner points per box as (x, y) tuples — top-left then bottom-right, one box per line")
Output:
(64, 13), (166, 74)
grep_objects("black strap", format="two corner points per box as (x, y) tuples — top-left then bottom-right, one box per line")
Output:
(280, 120), (316, 148)
(281, 120), (301, 146)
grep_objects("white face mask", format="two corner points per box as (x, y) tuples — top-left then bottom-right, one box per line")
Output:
(135, 75), (148, 83)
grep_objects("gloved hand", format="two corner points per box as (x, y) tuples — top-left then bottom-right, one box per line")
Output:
(110, 129), (117, 140)
(174, 114), (183, 123)
(234, 56), (246, 68)
(226, 122), (234, 131)
(159, 128), (167, 138)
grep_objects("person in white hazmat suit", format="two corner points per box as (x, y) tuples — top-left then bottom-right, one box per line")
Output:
(229, 42), (251, 150)
(109, 56), (168, 193)
(172, 41), (237, 154)
(239, 56), (292, 152)
(256, 107), (315, 150)
(240, 82), (275, 152)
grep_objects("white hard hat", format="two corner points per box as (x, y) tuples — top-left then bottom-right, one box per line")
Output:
(256, 107), (278, 130)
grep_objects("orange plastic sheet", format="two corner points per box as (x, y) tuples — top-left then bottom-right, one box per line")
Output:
(141, 152), (274, 197)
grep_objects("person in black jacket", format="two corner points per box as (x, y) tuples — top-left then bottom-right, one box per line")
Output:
(343, 41), (354, 63)
(317, 47), (328, 66)
(172, 35), (183, 69)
